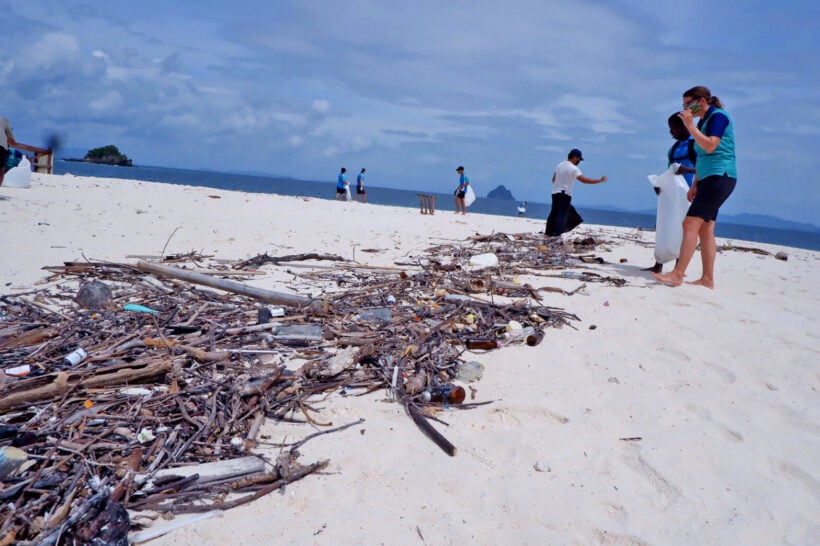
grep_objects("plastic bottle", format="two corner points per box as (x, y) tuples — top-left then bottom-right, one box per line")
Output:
(63, 348), (88, 366)
(421, 385), (466, 405)
(465, 337), (500, 350)
(503, 326), (535, 342)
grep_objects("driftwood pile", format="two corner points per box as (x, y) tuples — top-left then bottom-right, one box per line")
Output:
(0, 231), (622, 544)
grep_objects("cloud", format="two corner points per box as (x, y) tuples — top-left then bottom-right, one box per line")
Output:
(311, 99), (330, 113)
(3, 0), (819, 225)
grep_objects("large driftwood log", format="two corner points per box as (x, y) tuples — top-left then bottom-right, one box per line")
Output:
(136, 260), (320, 310)
(0, 358), (176, 413)
(137, 456), (266, 488)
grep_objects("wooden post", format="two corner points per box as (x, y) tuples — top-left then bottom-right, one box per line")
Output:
(417, 194), (437, 215)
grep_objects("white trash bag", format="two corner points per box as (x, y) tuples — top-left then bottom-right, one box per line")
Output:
(464, 185), (476, 207)
(468, 252), (499, 268)
(3, 155), (32, 188)
(647, 163), (690, 264)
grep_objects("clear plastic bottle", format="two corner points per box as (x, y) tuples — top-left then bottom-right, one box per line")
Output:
(63, 348), (88, 366)
(503, 326), (535, 342)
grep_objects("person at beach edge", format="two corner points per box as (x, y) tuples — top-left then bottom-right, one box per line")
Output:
(454, 166), (469, 215)
(0, 117), (18, 187)
(545, 148), (606, 236)
(356, 168), (366, 203)
(654, 85), (737, 289)
(335, 167), (348, 201)
(643, 113), (698, 273)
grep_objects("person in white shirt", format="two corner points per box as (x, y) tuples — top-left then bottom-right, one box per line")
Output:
(545, 148), (607, 236)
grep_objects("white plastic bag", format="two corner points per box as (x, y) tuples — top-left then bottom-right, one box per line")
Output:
(3, 155), (32, 188)
(464, 185), (476, 207)
(647, 163), (690, 264)
(468, 252), (498, 268)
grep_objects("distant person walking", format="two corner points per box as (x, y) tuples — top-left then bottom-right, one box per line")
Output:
(0, 117), (17, 187)
(643, 113), (698, 273)
(335, 167), (348, 201)
(654, 85), (736, 289)
(517, 201), (527, 217)
(545, 148), (607, 236)
(355, 168), (367, 203)
(454, 166), (470, 215)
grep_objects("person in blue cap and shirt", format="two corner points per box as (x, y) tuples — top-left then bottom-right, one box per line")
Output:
(545, 148), (607, 236)
(335, 167), (348, 201)
(454, 166), (470, 215)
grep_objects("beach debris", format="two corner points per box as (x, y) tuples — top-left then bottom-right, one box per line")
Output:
(75, 280), (113, 309)
(62, 347), (88, 366)
(0, 229), (622, 542)
(775, 251), (788, 261)
(456, 361), (484, 383)
(123, 303), (159, 314)
(0, 446), (28, 479)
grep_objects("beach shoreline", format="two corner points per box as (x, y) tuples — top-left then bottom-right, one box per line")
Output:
(1, 173), (818, 545)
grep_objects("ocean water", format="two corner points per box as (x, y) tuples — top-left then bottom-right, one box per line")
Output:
(54, 162), (819, 252)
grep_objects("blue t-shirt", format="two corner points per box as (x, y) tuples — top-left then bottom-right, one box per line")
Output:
(337, 173), (347, 190)
(356, 173), (364, 189)
(457, 174), (470, 192)
(695, 106), (736, 179)
(668, 138), (696, 187)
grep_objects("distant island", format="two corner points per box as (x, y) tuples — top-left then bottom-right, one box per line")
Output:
(64, 145), (133, 166)
(486, 184), (515, 200)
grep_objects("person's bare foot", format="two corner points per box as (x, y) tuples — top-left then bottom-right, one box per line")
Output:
(688, 278), (714, 289)
(461, 212), (466, 215)
(652, 271), (684, 286)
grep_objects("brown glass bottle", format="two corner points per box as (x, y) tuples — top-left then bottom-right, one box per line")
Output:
(427, 385), (466, 405)
(526, 331), (544, 346)
(465, 337), (500, 350)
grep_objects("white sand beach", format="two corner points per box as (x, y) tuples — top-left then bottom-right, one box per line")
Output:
(1, 174), (818, 546)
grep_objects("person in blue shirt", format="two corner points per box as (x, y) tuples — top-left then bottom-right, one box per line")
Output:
(454, 166), (469, 215)
(654, 86), (737, 289)
(0, 117), (16, 187)
(355, 168), (367, 203)
(335, 167), (348, 201)
(643, 113), (698, 273)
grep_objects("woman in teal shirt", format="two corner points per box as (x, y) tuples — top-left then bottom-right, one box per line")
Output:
(654, 86), (736, 289)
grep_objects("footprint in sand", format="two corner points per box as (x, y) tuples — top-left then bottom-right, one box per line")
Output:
(487, 405), (569, 426)
(658, 346), (691, 363)
(685, 404), (744, 442)
(700, 361), (736, 384)
(775, 460), (820, 502)
(592, 528), (650, 546)
(621, 443), (682, 502)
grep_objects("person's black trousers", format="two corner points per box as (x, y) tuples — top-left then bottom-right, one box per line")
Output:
(545, 191), (583, 236)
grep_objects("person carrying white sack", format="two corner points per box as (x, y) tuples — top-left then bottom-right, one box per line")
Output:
(643, 113), (698, 273)
(0, 116), (17, 187)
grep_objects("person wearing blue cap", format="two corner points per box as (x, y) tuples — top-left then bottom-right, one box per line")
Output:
(545, 148), (607, 236)
(454, 166), (470, 215)
(335, 167), (348, 201)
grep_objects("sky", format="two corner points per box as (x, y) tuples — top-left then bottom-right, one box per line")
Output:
(2, 0), (819, 225)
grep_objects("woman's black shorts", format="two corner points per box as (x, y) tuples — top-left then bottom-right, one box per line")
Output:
(687, 174), (736, 222)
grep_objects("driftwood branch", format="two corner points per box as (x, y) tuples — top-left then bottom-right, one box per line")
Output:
(136, 260), (319, 310)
